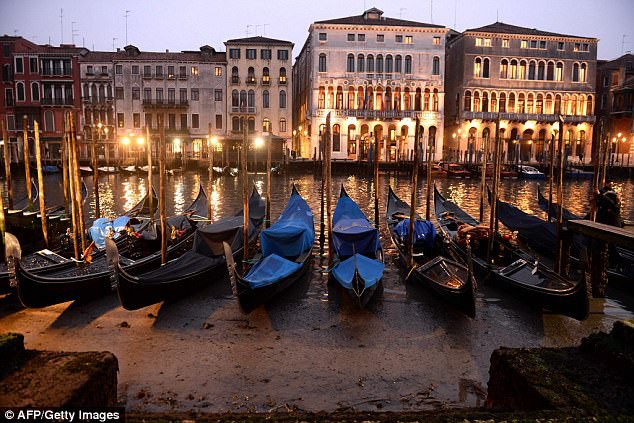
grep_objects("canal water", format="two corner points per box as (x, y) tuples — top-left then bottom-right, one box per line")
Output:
(2, 170), (633, 413)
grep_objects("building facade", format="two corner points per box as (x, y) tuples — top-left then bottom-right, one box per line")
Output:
(1, 36), (83, 164)
(594, 54), (633, 165)
(293, 7), (449, 161)
(224, 36), (293, 165)
(445, 22), (597, 165)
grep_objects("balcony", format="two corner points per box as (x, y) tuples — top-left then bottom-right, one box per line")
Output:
(231, 76), (240, 84)
(82, 96), (114, 104)
(230, 106), (257, 114)
(462, 111), (596, 123)
(41, 97), (74, 106)
(142, 99), (188, 109)
(41, 69), (72, 77)
(261, 77), (270, 86)
(314, 108), (433, 120)
(246, 76), (257, 85)
(279, 77), (287, 85)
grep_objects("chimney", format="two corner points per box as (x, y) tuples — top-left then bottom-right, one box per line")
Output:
(166, 49), (169, 53)
(117, 48), (121, 52)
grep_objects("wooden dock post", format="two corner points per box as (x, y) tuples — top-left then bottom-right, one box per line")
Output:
(241, 118), (249, 271)
(146, 125), (154, 224)
(408, 118), (420, 267)
(1, 119), (13, 209)
(158, 114), (167, 265)
(33, 121), (48, 248)
(22, 116), (33, 211)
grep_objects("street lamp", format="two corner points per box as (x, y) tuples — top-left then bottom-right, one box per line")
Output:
(254, 137), (264, 173)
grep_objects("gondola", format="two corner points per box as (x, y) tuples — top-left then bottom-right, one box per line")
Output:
(223, 184), (314, 313)
(497, 187), (634, 287)
(330, 185), (384, 308)
(9, 186), (207, 308)
(386, 186), (475, 317)
(537, 185), (584, 221)
(434, 186), (588, 320)
(113, 187), (265, 310)
(119, 165), (139, 175)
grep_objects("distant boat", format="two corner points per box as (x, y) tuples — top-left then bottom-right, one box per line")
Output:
(565, 167), (593, 179)
(440, 162), (471, 178)
(98, 166), (118, 174)
(517, 165), (545, 179)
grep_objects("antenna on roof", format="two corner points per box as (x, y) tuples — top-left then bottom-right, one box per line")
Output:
(263, 24), (269, 36)
(59, 8), (64, 44)
(71, 21), (79, 45)
(622, 34), (628, 55)
(255, 25), (261, 36)
(496, 9), (499, 22)
(399, 8), (406, 19)
(112, 37), (117, 52)
(430, 0), (433, 24)
(124, 10), (131, 45)
(246, 25), (253, 37)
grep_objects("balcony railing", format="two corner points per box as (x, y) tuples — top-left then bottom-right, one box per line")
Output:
(41, 97), (74, 106)
(314, 108), (436, 120)
(462, 111), (596, 123)
(261, 77), (270, 85)
(279, 77), (287, 85)
(82, 96), (114, 103)
(246, 76), (257, 84)
(142, 99), (188, 108)
(231, 76), (240, 84)
(230, 106), (257, 114)
(41, 69), (72, 77)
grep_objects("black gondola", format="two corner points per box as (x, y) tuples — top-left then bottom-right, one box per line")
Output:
(223, 184), (314, 313)
(113, 187), (265, 310)
(434, 186), (588, 321)
(387, 186), (475, 317)
(493, 187), (634, 287)
(10, 186), (206, 308)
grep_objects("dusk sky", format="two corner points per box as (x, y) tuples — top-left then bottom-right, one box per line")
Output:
(2, 0), (632, 61)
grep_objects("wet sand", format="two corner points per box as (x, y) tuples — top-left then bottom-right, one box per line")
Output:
(1, 254), (631, 414)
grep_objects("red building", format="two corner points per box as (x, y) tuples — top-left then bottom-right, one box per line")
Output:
(1, 36), (83, 164)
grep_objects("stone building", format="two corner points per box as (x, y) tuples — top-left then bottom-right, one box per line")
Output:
(1, 36), (83, 163)
(224, 36), (293, 166)
(293, 7), (449, 161)
(444, 22), (597, 165)
(594, 54), (633, 165)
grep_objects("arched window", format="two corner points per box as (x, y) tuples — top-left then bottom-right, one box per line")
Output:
(318, 86), (325, 109)
(336, 86), (343, 109)
(536, 94), (543, 114)
(586, 95), (593, 115)
(572, 63), (579, 82)
(333, 124), (341, 152)
(83, 83), (89, 99)
(347, 54), (355, 72)
(556, 62), (563, 81)
(348, 86), (355, 109)
(16, 82), (25, 101)
(357, 54), (365, 72)
(367, 54), (374, 72)
(580, 63), (587, 82)
(554, 94), (562, 114)
(231, 66), (239, 83)
(500, 59), (508, 79)
(519, 60), (527, 79)
(98, 84), (105, 101)
(483, 58), (490, 78)
(528, 60), (536, 80)
(432, 56), (439, 75)
(385, 55), (393, 73)
(499, 92), (507, 112)
(232, 116), (241, 132)
(537, 61), (545, 80)
(279, 67), (287, 84)
(464, 90), (472, 111)
(547, 61), (554, 81)
(376, 55), (383, 73)
(509, 59), (518, 79)
(248, 117), (255, 132)
(432, 89), (439, 111)
(262, 67), (270, 84)
(545, 94), (553, 113)
(405, 55), (412, 74)
(527, 93), (534, 113)
(232, 89), (239, 107)
(414, 88), (422, 111)
(262, 90), (269, 108)
(423, 88), (430, 111)
(403, 88), (411, 110)
(508, 92), (516, 112)
(571, 94), (578, 115)
(319, 54), (327, 72)
(482, 91), (489, 112)
(279, 118), (287, 132)
(279, 90), (287, 108)
(239, 90), (247, 108)
(474, 57), (482, 78)
(491, 92), (497, 112)
(247, 67), (255, 83)
(518, 93), (525, 113)
(263, 118), (271, 132)
(473, 91), (481, 112)
(395, 55), (402, 73)
(563, 94), (570, 114)
(31, 82), (39, 101)
(247, 89), (255, 107)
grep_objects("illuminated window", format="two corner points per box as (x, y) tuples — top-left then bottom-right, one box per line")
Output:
(191, 66), (198, 76)
(483, 38), (491, 47)
(405, 35), (413, 44)
(502, 39), (510, 48)
(520, 40), (528, 48)
(433, 36), (441, 45)
(215, 67), (222, 76)
(475, 38), (482, 47)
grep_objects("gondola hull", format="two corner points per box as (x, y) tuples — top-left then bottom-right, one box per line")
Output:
(434, 186), (588, 320)
(387, 186), (475, 316)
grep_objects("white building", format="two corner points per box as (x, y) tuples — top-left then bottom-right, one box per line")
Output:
(293, 7), (449, 161)
(224, 36), (293, 165)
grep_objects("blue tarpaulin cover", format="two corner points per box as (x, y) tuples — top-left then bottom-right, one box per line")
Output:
(244, 253), (302, 288)
(332, 195), (380, 258)
(260, 191), (315, 258)
(88, 216), (131, 248)
(394, 219), (437, 250)
(331, 254), (384, 290)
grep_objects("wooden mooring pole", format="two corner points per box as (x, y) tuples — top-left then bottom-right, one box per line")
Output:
(408, 118), (420, 267)
(33, 121), (48, 248)
(1, 119), (13, 209)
